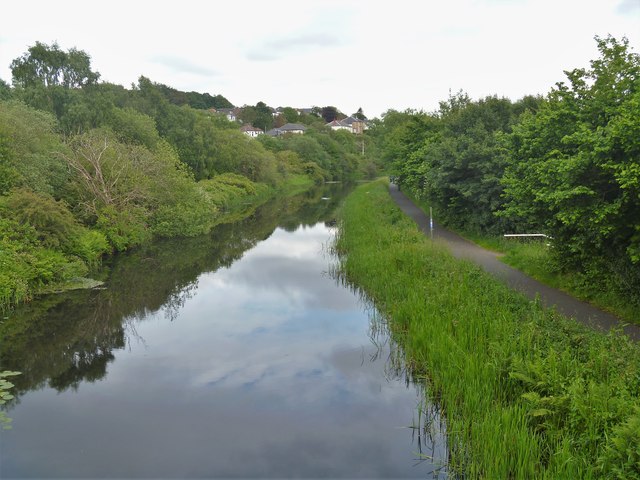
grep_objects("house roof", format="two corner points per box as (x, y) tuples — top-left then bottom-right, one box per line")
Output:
(340, 116), (364, 125)
(279, 123), (307, 131)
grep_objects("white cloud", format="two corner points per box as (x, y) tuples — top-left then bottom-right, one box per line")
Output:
(247, 33), (345, 62)
(0, 0), (638, 117)
(149, 55), (220, 77)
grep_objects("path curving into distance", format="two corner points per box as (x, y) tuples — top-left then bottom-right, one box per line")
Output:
(388, 183), (640, 342)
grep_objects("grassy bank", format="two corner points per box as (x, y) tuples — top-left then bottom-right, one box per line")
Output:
(334, 180), (640, 478)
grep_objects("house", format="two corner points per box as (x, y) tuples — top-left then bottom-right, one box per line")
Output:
(326, 119), (351, 132)
(326, 116), (368, 134)
(213, 107), (239, 122)
(279, 123), (307, 134)
(240, 124), (264, 138)
(266, 123), (308, 136)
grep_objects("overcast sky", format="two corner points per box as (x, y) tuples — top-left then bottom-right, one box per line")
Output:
(1, 0), (638, 118)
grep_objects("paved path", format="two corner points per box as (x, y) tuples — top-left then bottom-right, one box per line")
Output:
(389, 183), (640, 341)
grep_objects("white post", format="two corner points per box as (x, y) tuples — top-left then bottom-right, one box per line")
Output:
(430, 207), (433, 239)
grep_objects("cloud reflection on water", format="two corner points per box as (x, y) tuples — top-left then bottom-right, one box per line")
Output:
(2, 223), (448, 478)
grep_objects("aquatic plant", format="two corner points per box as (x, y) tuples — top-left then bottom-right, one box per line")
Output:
(0, 370), (20, 429)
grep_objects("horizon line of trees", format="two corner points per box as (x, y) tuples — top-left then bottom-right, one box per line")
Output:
(371, 35), (640, 308)
(0, 41), (380, 310)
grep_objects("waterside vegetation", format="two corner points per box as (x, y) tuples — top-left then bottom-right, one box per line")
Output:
(0, 42), (377, 311)
(334, 180), (640, 479)
(371, 36), (640, 323)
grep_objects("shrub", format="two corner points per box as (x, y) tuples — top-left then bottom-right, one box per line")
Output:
(2, 188), (80, 251)
(151, 200), (215, 238)
(599, 409), (640, 479)
(96, 205), (151, 251)
(71, 229), (111, 265)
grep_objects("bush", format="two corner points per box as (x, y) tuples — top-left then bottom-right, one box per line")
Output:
(2, 188), (80, 251)
(212, 173), (258, 195)
(29, 248), (85, 287)
(151, 193), (216, 238)
(71, 229), (111, 265)
(96, 205), (151, 251)
(599, 409), (640, 479)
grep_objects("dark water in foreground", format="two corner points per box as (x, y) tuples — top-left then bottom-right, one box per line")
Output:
(0, 185), (448, 478)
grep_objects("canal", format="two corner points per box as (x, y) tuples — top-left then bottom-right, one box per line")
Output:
(0, 185), (448, 478)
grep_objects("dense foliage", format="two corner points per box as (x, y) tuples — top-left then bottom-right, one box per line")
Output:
(0, 41), (375, 310)
(336, 180), (640, 478)
(374, 36), (640, 311)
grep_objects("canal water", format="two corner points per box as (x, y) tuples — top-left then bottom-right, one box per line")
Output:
(0, 185), (448, 478)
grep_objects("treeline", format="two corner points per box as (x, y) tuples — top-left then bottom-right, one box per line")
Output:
(372, 36), (640, 309)
(0, 41), (376, 309)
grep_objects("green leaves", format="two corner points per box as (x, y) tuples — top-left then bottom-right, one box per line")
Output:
(599, 409), (640, 479)
(11, 41), (99, 89)
(0, 371), (20, 402)
(385, 94), (529, 234)
(0, 370), (21, 430)
(499, 36), (640, 307)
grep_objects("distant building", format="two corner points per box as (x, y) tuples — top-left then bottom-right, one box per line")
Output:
(326, 116), (368, 134)
(279, 123), (307, 134)
(326, 119), (351, 132)
(210, 107), (239, 122)
(240, 124), (264, 138)
(266, 123), (308, 136)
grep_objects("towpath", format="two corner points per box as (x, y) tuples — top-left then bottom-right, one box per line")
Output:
(389, 183), (640, 341)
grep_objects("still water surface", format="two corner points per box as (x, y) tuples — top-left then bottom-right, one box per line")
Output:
(0, 186), (448, 478)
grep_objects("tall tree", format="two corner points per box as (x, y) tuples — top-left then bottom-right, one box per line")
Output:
(0, 79), (11, 100)
(321, 106), (339, 123)
(501, 36), (640, 298)
(11, 41), (100, 89)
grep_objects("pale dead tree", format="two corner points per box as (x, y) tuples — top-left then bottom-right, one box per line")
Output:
(61, 133), (148, 217)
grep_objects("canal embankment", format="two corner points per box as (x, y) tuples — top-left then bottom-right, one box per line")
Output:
(388, 183), (640, 342)
(334, 179), (640, 479)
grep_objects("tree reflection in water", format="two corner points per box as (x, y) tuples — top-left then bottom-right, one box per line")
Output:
(0, 183), (352, 404)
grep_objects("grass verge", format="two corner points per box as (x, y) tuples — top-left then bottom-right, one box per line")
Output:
(334, 179), (640, 478)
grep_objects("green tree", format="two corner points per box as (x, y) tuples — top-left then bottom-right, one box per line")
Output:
(321, 106), (339, 123)
(11, 41), (99, 88)
(0, 79), (11, 100)
(211, 130), (279, 184)
(107, 107), (160, 150)
(501, 36), (640, 301)
(2, 188), (81, 251)
(282, 107), (299, 123)
(0, 126), (19, 195)
(0, 100), (69, 196)
(421, 94), (524, 233)
(281, 134), (331, 176)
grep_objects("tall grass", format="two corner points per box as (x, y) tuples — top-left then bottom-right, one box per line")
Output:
(334, 179), (640, 478)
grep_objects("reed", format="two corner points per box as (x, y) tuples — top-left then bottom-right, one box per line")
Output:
(334, 179), (640, 478)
